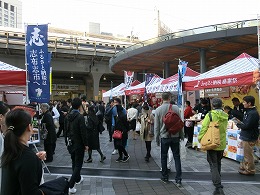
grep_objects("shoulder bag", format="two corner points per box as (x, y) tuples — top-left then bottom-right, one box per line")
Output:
(200, 112), (221, 150)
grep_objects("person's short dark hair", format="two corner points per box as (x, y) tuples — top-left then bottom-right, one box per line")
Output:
(162, 92), (171, 101)
(133, 103), (138, 108)
(185, 101), (190, 106)
(224, 105), (232, 111)
(81, 95), (87, 101)
(0, 101), (9, 115)
(243, 96), (255, 106)
(142, 102), (149, 110)
(200, 98), (208, 105)
(67, 98), (72, 103)
(71, 97), (82, 109)
(231, 97), (239, 102)
(211, 98), (222, 109)
(114, 98), (121, 104)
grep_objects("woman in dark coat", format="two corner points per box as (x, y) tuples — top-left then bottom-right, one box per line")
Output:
(84, 105), (106, 163)
(40, 103), (57, 162)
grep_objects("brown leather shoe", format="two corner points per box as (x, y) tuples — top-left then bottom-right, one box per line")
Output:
(238, 170), (255, 175)
(239, 166), (245, 171)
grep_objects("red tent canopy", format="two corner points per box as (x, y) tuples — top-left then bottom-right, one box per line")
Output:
(0, 61), (26, 91)
(183, 53), (260, 91)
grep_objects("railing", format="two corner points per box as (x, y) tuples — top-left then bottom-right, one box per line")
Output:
(110, 19), (258, 61)
(0, 29), (134, 56)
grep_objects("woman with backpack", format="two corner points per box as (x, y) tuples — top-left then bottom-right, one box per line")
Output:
(84, 105), (106, 163)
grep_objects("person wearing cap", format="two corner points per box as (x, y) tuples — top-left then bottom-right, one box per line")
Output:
(198, 98), (228, 195)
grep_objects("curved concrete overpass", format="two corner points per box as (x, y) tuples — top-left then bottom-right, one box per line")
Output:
(109, 19), (258, 76)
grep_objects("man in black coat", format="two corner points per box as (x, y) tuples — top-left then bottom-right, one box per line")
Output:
(236, 96), (259, 175)
(64, 97), (88, 194)
(231, 97), (244, 121)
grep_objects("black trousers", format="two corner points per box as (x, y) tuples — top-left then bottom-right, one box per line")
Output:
(69, 147), (85, 188)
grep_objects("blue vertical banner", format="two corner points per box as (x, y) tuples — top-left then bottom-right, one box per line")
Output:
(26, 24), (50, 103)
(144, 73), (154, 102)
(177, 60), (188, 106)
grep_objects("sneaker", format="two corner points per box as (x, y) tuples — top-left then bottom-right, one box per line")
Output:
(100, 156), (106, 163)
(122, 155), (130, 162)
(84, 158), (92, 163)
(175, 180), (182, 188)
(69, 187), (77, 194)
(213, 188), (224, 195)
(144, 156), (149, 162)
(112, 149), (118, 155)
(160, 177), (169, 184)
(75, 176), (84, 185)
(115, 157), (123, 162)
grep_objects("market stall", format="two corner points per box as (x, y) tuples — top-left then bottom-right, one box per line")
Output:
(0, 61), (26, 104)
(184, 53), (260, 161)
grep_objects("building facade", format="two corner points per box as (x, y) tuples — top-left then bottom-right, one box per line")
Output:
(0, 0), (22, 28)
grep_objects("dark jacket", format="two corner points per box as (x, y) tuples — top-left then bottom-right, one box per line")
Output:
(41, 110), (57, 144)
(85, 114), (101, 150)
(64, 110), (88, 150)
(237, 107), (259, 141)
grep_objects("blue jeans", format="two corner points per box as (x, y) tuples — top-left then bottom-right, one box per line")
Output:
(161, 138), (182, 182)
(69, 147), (85, 188)
(207, 150), (224, 188)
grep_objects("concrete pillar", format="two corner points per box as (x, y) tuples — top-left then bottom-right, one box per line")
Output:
(164, 62), (170, 78)
(90, 72), (103, 100)
(200, 49), (207, 73)
(84, 76), (93, 100)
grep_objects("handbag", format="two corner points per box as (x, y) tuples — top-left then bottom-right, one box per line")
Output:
(40, 123), (48, 140)
(185, 120), (193, 127)
(39, 176), (69, 195)
(200, 112), (221, 150)
(112, 130), (122, 139)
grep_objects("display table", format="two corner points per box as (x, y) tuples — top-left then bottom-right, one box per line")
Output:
(192, 123), (244, 162)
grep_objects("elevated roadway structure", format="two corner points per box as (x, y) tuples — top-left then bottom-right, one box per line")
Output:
(0, 27), (135, 100)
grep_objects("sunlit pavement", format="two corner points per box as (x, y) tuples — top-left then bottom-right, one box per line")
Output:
(40, 127), (260, 195)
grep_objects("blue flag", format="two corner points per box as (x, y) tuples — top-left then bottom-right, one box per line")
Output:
(177, 60), (188, 106)
(26, 24), (50, 103)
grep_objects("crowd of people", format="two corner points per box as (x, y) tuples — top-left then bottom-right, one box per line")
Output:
(0, 93), (259, 195)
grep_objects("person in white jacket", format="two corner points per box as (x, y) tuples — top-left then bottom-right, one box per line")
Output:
(127, 103), (138, 140)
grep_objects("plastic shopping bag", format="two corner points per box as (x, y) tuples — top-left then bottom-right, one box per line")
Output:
(180, 138), (188, 160)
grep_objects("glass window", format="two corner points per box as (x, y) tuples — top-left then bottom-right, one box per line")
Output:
(0, 1), (2, 7)
(4, 22), (8, 26)
(4, 2), (8, 9)
(10, 5), (14, 12)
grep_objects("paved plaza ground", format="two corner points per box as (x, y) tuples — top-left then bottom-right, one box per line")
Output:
(40, 128), (260, 195)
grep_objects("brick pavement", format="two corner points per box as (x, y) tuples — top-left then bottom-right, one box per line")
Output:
(41, 129), (260, 195)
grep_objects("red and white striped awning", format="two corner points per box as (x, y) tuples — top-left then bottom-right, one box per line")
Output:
(125, 75), (163, 95)
(183, 53), (260, 91)
(146, 67), (199, 93)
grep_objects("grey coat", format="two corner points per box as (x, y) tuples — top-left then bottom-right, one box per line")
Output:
(154, 102), (184, 145)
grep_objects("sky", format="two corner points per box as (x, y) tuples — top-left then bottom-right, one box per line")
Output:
(22, 0), (260, 40)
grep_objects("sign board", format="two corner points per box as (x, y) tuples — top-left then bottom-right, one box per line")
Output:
(204, 87), (230, 98)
